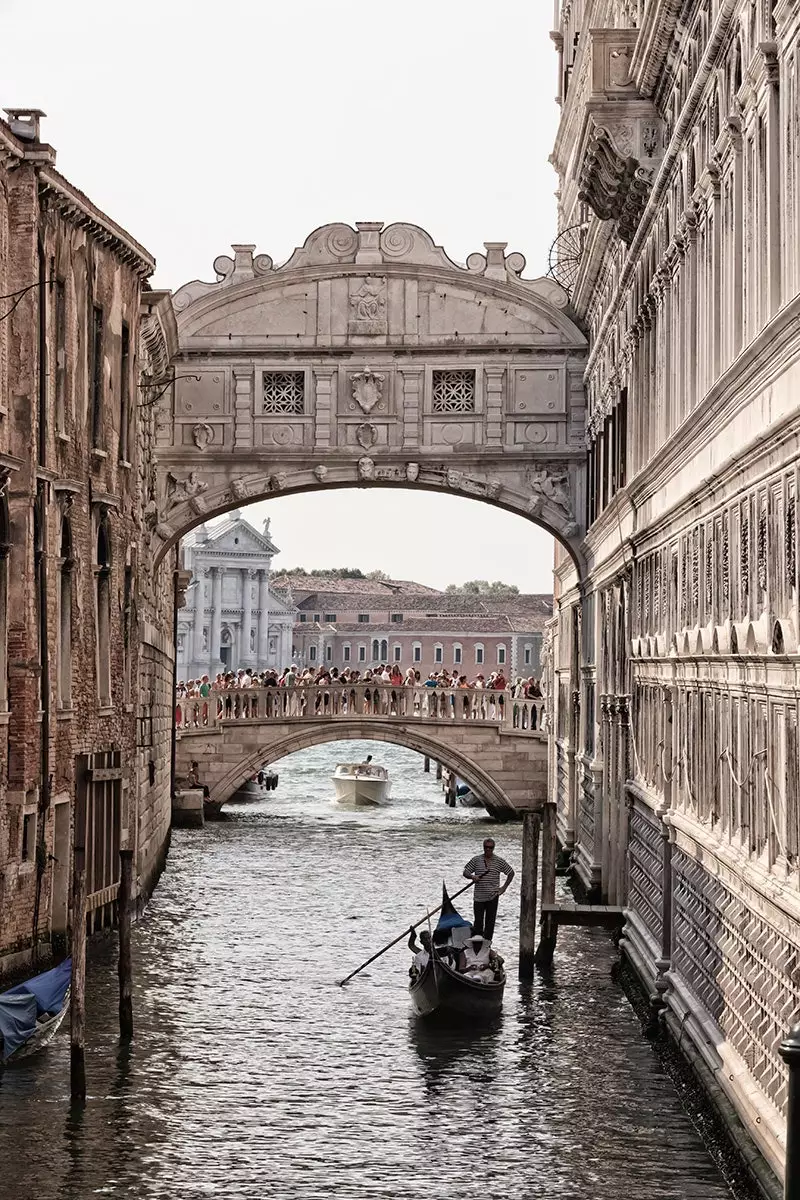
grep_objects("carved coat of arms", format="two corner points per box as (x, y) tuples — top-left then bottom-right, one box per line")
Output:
(352, 368), (385, 414)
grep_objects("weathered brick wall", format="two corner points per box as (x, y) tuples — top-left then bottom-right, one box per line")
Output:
(0, 116), (174, 974)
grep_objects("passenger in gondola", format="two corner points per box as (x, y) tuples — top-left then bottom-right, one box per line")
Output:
(407, 928), (433, 977)
(460, 934), (495, 983)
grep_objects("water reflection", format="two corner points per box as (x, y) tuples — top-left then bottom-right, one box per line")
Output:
(0, 741), (737, 1200)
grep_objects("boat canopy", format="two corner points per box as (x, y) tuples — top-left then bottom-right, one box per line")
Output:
(0, 994), (39, 1062)
(435, 885), (471, 932)
(1, 958), (72, 1061)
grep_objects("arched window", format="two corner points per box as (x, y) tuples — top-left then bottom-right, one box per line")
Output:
(380, 638), (388, 661)
(371, 638), (380, 662)
(475, 643), (484, 665)
(453, 643), (462, 665)
(412, 642), (422, 663)
(95, 514), (112, 706)
(58, 514), (74, 709)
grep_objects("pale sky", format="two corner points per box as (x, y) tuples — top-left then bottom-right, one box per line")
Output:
(1, 0), (560, 592)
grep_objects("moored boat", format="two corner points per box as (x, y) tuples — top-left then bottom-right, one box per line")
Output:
(0, 958), (71, 1065)
(456, 781), (482, 808)
(409, 888), (505, 1020)
(332, 756), (390, 807)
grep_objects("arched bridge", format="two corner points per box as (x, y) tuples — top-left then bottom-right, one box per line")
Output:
(175, 684), (547, 813)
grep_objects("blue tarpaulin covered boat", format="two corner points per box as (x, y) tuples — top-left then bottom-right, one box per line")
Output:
(0, 958), (71, 1064)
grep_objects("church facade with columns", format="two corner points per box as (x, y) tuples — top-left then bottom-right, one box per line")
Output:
(176, 512), (296, 681)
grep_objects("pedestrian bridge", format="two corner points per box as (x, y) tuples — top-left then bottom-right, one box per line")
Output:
(175, 685), (547, 814)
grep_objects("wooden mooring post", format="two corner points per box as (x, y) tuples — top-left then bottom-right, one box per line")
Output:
(535, 801), (558, 966)
(118, 849), (134, 1041)
(423, 756), (430, 773)
(518, 809), (542, 981)
(70, 846), (87, 1104)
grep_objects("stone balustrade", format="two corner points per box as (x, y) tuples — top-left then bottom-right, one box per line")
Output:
(175, 684), (546, 737)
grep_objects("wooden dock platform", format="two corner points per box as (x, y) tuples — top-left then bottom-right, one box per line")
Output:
(540, 902), (625, 929)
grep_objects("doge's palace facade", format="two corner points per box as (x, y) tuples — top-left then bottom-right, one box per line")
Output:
(549, 0), (800, 1183)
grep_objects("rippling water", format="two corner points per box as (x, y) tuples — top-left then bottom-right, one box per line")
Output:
(1, 741), (737, 1199)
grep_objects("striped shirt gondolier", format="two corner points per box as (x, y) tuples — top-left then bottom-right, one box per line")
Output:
(464, 855), (513, 901)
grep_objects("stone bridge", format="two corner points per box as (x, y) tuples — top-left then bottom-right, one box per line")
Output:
(175, 685), (547, 814)
(145, 220), (588, 574)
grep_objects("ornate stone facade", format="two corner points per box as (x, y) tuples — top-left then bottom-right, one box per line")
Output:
(548, 0), (800, 1182)
(149, 221), (589, 563)
(176, 513), (295, 680)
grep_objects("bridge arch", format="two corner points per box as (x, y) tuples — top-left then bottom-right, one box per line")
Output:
(178, 718), (546, 814)
(146, 221), (588, 576)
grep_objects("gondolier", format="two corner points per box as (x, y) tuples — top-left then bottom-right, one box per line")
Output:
(463, 838), (515, 940)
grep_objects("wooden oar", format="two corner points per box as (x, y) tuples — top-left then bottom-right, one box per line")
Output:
(338, 876), (482, 987)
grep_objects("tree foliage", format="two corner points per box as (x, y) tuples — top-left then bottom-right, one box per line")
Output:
(445, 579), (520, 598)
(277, 566), (394, 580)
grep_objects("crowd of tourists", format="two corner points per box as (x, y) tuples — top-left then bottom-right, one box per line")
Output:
(175, 664), (544, 728)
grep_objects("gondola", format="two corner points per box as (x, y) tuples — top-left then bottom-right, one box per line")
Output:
(0, 958), (71, 1065)
(409, 888), (505, 1020)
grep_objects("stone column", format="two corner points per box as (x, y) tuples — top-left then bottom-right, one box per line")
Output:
(282, 623), (293, 667)
(209, 568), (223, 672)
(313, 368), (335, 450)
(233, 368), (253, 450)
(484, 367), (504, 447)
(192, 570), (206, 663)
(257, 570), (269, 667)
(763, 45), (781, 317)
(241, 569), (254, 665)
(400, 369), (423, 449)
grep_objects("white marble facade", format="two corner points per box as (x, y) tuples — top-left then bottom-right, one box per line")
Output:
(176, 512), (296, 680)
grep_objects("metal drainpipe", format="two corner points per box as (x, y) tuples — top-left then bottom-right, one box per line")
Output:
(32, 233), (52, 959)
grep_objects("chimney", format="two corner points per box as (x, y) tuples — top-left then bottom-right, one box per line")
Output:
(4, 108), (46, 142)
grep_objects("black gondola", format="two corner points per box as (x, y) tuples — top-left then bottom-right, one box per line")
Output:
(408, 887), (505, 1020)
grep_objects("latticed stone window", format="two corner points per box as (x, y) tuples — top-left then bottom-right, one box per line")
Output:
(263, 371), (304, 414)
(432, 369), (475, 413)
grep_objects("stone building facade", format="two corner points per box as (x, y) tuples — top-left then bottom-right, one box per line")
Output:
(548, 1), (800, 1183)
(176, 512), (295, 680)
(284, 573), (551, 676)
(0, 111), (175, 974)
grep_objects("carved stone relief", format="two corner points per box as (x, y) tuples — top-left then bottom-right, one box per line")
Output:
(313, 465), (328, 482)
(356, 422), (378, 449)
(192, 422), (215, 450)
(348, 278), (387, 335)
(352, 368), (385, 414)
(166, 471), (208, 509)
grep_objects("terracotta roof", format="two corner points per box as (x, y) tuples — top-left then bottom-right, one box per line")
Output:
(272, 574), (442, 596)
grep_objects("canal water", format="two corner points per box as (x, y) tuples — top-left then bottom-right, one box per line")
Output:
(1, 741), (742, 1200)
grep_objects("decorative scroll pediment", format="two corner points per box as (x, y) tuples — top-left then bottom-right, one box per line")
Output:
(171, 222), (571, 318)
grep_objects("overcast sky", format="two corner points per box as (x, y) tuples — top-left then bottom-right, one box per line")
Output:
(2, 0), (560, 592)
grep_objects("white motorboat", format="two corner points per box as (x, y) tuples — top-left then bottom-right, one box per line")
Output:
(331, 757), (391, 807)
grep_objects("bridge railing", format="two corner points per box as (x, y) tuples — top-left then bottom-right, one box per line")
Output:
(175, 684), (546, 736)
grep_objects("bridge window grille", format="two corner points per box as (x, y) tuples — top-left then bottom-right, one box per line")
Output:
(263, 371), (305, 414)
(432, 370), (475, 413)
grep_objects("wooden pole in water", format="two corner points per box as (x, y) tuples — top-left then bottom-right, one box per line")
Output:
(423, 756), (430, 773)
(118, 849), (134, 1041)
(535, 800), (558, 966)
(519, 809), (541, 981)
(70, 845), (87, 1103)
